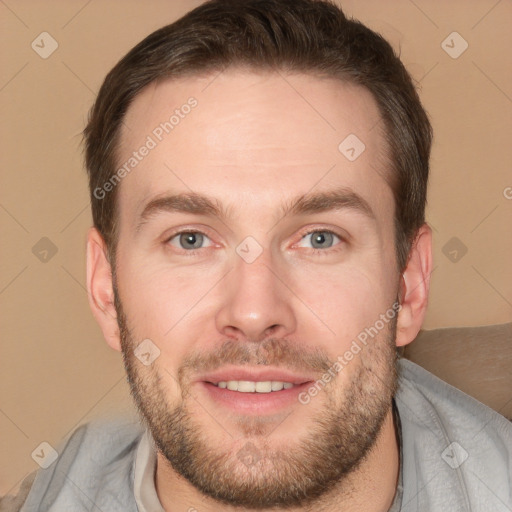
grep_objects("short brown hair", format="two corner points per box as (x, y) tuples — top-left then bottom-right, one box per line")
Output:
(83, 0), (432, 271)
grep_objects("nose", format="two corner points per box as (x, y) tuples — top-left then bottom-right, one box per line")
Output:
(215, 249), (297, 342)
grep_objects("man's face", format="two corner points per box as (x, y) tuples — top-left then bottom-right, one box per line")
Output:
(113, 70), (400, 507)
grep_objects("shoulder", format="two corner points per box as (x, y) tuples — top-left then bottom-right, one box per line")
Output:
(18, 415), (144, 512)
(397, 357), (511, 440)
(396, 358), (512, 511)
(0, 471), (37, 512)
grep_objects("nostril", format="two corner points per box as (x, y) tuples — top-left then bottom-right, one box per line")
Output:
(264, 324), (280, 336)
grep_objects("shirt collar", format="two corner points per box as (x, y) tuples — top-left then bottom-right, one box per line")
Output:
(133, 428), (165, 512)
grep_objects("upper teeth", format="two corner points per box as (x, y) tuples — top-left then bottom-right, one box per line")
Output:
(216, 381), (294, 393)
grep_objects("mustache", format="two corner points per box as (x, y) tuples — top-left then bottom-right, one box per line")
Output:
(178, 338), (333, 380)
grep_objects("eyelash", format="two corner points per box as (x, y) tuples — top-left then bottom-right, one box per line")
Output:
(164, 228), (345, 256)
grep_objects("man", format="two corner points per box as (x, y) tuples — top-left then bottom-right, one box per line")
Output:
(16, 0), (511, 511)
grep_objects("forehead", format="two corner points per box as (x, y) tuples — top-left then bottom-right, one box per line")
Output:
(116, 69), (392, 223)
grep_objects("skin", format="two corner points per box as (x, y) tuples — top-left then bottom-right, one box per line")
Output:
(87, 70), (432, 511)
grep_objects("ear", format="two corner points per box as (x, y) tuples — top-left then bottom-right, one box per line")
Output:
(395, 224), (432, 347)
(86, 227), (121, 352)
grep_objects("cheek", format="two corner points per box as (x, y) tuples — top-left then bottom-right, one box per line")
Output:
(116, 255), (224, 345)
(289, 259), (396, 342)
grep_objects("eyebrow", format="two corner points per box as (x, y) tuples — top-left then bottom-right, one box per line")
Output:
(286, 187), (375, 221)
(135, 187), (375, 233)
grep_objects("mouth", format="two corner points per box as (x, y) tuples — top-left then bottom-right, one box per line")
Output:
(213, 380), (296, 392)
(195, 368), (315, 414)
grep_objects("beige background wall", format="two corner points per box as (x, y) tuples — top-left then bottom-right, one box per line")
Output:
(1, 0), (511, 496)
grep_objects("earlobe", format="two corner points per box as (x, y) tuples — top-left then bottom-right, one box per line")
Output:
(395, 224), (433, 347)
(86, 227), (121, 352)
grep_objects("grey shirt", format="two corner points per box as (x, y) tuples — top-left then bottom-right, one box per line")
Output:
(17, 359), (512, 511)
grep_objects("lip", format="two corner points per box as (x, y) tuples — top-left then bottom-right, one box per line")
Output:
(195, 366), (316, 386)
(199, 381), (313, 414)
(194, 366), (316, 415)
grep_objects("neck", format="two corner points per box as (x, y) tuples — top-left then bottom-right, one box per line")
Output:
(155, 405), (400, 512)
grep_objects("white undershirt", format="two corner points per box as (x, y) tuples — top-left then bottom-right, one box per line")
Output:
(133, 428), (165, 512)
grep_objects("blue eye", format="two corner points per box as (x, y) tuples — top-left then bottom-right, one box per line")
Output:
(298, 230), (341, 250)
(168, 231), (212, 250)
